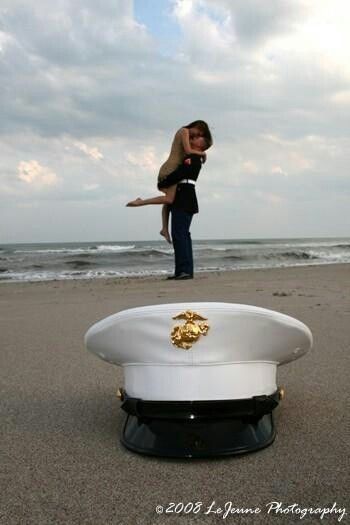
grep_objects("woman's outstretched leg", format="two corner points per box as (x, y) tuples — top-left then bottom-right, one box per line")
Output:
(126, 186), (176, 244)
(126, 197), (144, 206)
(126, 185), (176, 208)
(127, 195), (168, 206)
(160, 205), (171, 243)
(159, 186), (176, 243)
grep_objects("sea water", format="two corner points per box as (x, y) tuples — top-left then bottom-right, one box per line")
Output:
(0, 237), (349, 283)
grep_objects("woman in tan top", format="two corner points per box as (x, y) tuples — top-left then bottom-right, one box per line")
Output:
(127, 121), (213, 243)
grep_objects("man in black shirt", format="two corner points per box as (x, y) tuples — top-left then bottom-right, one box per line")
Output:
(158, 154), (203, 280)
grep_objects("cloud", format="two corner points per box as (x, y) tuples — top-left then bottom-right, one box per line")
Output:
(271, 166), (288, 177)
(211, 0), (307, 46)
(242, 161), (258, 174)
(74, 142), (104, 160)
(17, 160), (59, 186)
(83, 183), (100, 191)
(1, 0), (348, 143)
(331, 90), (350, 105)
(1, 0), (350, 241)
(126, 147), (159, 171)
(0, 0), (156, 138)
(255, 190), (285, 205)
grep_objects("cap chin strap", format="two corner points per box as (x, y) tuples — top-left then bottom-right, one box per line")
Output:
(121, 390), (280, 421)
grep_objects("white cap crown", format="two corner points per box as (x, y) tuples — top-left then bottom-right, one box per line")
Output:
(85, 303), (313, 401)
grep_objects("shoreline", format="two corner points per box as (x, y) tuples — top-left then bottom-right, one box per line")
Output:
(1, 260), (349, 288)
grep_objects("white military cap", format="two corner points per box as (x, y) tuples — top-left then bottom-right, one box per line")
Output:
(85, 302), (313, 457)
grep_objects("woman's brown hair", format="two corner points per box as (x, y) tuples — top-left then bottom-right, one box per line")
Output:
(184, 120), (213, 149)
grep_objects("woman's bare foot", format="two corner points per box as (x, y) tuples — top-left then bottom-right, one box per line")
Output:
(126, 198), (143, 207)
(160, 229), (172, 243)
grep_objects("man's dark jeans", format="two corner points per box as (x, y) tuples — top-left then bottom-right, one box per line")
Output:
(171, 208), (194, 276)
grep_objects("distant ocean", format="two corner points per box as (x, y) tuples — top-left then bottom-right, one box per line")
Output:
(0, 238), (349, 283)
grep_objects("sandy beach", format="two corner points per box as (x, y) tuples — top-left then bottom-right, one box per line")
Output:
(1, 264), (349, 525)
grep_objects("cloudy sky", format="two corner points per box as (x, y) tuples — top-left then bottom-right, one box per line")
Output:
(1, 0), (350, 243)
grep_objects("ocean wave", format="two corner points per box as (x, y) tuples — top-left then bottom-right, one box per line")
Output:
(2, 238), (349, 284)
(92, 244), (136, 253)
(96, 248), (173, 259)
(1, 257), (349, 283)
(215, 250), (318, 261)
(14, 248), (87, 254)
(14, 244), (135, 255)
(0, 268), (170, 282)
(65, 260), (93, 267)
(222, 255), (244, 261)
(334, 243), (350, 249)
(194, 245), (233, 252)
(277, 250), (318, 260)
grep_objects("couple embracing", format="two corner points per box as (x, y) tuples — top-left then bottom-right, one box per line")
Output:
(127, 120), (213, 280)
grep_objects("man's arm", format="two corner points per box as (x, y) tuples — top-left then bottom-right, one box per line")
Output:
(181, 128), (206, 157)
(158, 155), (202, 189)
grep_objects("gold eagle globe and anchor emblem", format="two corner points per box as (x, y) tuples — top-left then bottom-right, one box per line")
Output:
(171, 310), (210, 350)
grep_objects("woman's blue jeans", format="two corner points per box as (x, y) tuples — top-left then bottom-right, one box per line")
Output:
(171, 208), (194, 276)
